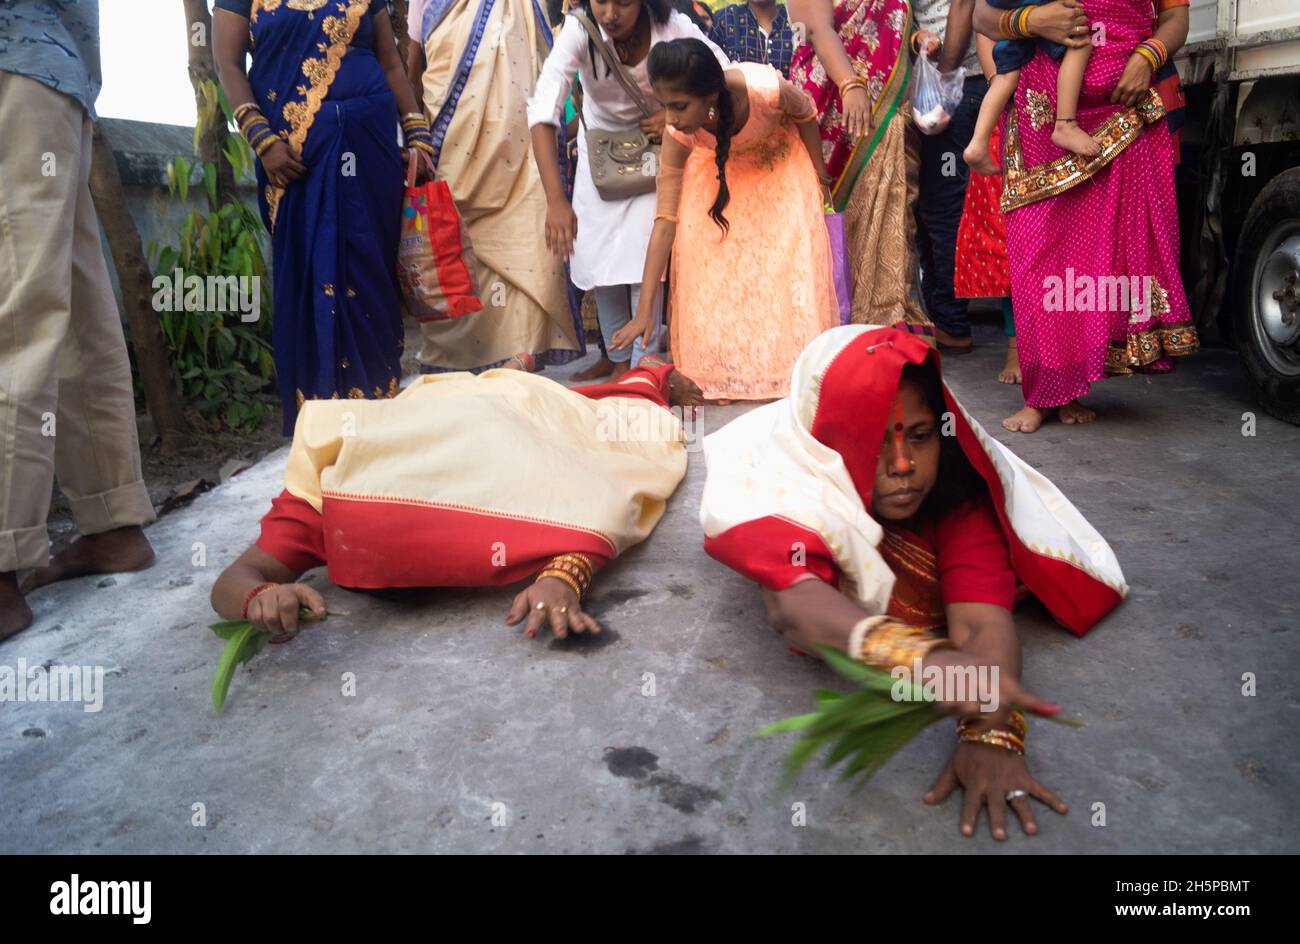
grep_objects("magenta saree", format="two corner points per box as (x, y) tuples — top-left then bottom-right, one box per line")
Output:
(1001, 0), (1197, 409)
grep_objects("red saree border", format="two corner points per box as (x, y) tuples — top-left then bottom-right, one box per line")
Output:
(320, 489), (619, 557)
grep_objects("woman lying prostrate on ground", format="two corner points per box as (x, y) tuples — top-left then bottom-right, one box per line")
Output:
(211, 358), (700, 641)
(700, 324), (1129, 839)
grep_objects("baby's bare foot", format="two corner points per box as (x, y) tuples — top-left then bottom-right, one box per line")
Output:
(1051, 120), (1101, 158)
(963, 139), (999, 176)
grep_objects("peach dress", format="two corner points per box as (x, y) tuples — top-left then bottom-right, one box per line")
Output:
(659, 62), (839, 400)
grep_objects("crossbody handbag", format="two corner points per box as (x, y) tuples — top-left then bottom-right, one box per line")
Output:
(569, 12), (660, 201)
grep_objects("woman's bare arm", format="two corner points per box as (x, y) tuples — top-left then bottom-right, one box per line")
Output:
(372, 10), (422, 117)
(406, 38), (427, 113)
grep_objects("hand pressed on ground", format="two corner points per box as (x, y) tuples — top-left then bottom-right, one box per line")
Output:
(925, 741), (1068, 840)
(506, 576), (602, 640)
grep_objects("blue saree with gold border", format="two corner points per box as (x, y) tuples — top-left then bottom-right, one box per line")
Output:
(217, 0), (404, 434)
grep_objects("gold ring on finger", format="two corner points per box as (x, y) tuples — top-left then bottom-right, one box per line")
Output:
(558, 606), (568, 614)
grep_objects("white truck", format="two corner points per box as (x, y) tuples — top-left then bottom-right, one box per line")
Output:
(1178, 0), (1300, 422)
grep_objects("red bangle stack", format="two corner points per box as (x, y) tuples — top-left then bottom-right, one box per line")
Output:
(241, 582), (278, 619)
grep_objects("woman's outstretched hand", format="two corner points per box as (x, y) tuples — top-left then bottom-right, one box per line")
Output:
(1110, 53), (1155, 105)
(544, 198), (578, 259)
(923, 647), (1061, 718)
(506, 577), (602, 640)
(925, 741), (1069, 839)
(1029, 0), (1091, 49)
(260, 139), (307, 188)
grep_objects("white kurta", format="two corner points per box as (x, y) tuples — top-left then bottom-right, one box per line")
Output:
(527, 11), (728, 289)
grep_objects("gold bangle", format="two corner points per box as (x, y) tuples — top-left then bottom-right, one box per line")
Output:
(838, 75), (867, 96)
(857, 618), (952, 670)
(959, 729), (1026, 755)
(654, 213), (679, 223)
(234, 103), (262, 126)
(536, 569), (583, 599)
(959, 708), (1027, 740)
(543, 561), (590, 592)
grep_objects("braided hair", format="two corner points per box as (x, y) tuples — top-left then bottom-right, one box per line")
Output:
(648, 38), (732, 233)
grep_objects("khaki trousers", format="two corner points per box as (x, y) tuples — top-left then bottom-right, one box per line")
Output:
(0, 71), (155, 572)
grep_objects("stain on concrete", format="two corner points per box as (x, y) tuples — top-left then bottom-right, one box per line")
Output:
(549, 627), (620, 655)
(666, 583), (693, 599)
(627, 835), (707, 855)
(645, 773), (721, 813)
(590, 588), (649, 609)
(604, 747), (720, 813)
(22, 728), (45, 739)
(1175, 624), (1202, 639)
(604, 746), (659, 779)
(1239, 758), (1271, 784)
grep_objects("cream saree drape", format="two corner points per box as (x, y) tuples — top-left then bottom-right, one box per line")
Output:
(417, 0), (578, 369)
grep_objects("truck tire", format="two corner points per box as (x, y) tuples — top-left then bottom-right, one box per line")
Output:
(1232, 168), (1300, 425)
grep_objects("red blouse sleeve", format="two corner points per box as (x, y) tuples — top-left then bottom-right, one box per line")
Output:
(704, 516), (842, 592)
(931, 498), (1016, 610)
(255, 489), (327, 575)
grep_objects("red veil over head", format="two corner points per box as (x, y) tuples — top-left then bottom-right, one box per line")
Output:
(700, 326), (1127, 635)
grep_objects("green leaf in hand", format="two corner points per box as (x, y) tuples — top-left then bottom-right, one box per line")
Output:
(211, 622), (272, 714)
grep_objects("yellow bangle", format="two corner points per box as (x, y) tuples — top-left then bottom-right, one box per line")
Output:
(654, 213), (679, 223)
(536, 569), (583, 599)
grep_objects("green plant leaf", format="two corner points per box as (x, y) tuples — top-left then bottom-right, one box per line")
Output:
(211, 622), (271, 713)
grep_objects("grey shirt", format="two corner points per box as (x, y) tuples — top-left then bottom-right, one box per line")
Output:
(0, 0), (102, 118)
(911, 0), (980, 76)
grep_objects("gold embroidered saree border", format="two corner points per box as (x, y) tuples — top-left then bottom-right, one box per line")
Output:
(257, 0), (370, 229)
(1001, 87), (1166, 213)
(1104, 321), (1200, 374)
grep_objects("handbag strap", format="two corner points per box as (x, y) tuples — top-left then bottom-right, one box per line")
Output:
(567, 12), (656, 119)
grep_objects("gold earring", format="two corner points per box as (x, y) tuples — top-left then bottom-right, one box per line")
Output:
(708, 105), (717, 121)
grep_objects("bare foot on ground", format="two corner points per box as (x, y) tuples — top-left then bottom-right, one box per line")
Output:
(998, 340), (1021, 384)
(0, 572), (34, 642)
(1059, 398), (1097, 424)
(572, 357), (615, 381)
(1002, 406), (1050, 433)
(20, 525), (155, 594)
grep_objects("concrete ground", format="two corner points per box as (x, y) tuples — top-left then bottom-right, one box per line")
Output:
(3, 325), (1298, 854)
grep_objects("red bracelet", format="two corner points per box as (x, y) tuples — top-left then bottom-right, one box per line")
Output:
(241, 582), (278, 619)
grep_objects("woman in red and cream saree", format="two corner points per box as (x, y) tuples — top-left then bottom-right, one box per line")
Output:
(700, 324), (1127, 837)
(212, 361), (688, 641)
